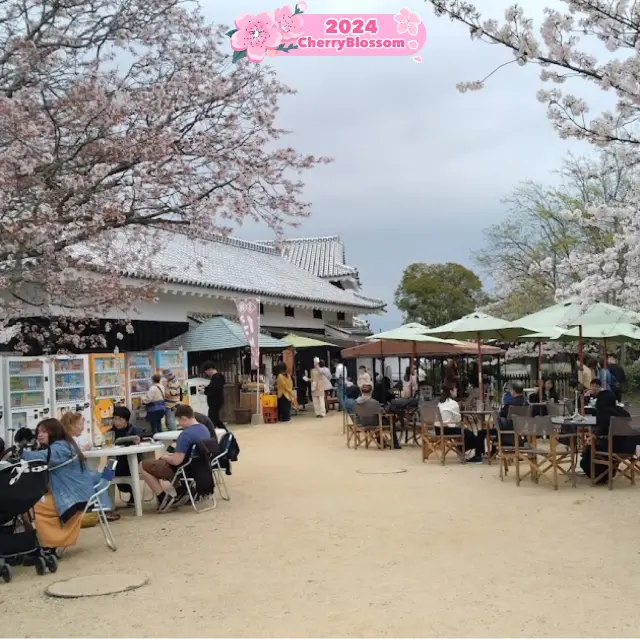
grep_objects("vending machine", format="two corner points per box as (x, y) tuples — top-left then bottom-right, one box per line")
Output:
(4, 356), (51, 445)
(50, 354), (91, 439)
(187, 377), (209, 415)
(125, 351), (154, 428)
(155, 350), (189, 405)
(89, 353), (126, 437)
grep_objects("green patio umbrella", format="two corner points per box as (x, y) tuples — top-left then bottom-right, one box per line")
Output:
(514, 299), (640, 409)
(422, 312), (530, 404)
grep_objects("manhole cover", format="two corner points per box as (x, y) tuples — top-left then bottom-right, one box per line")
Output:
(356, 468), (407, 475)
(46, 573), (149, 598)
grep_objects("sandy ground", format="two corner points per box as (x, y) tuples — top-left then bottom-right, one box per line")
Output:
(2, 411), (640, 637)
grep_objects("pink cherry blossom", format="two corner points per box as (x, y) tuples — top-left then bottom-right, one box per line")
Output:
(297, 2), (307, 11)
(394, 7), (421, 36)
(0, 0), (330, 352)
(274, 5), (305, 41)
(231, 12), (283, 62)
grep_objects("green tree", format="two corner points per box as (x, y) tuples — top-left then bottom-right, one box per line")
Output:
(394, 263), (484, 328)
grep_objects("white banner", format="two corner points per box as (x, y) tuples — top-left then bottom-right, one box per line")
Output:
(235, 298), (260, 370)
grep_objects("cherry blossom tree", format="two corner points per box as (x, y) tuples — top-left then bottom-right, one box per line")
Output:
(0, 0), (328, 352)
(425, 0), (640, 311)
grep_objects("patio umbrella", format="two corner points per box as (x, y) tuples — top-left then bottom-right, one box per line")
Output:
(515, 327), (566, 402)
(514, 300), (640, 409)
(422, 312), (529, 405)
(367, 323), (455, 378)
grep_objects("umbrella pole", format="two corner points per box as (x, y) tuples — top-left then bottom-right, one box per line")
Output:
(477, 333), (484, 409)
(578, 325), (584, 415)
(604, 338), (609, 390)
(538, 342), (543, 403)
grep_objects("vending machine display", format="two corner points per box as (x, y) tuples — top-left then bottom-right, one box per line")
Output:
(51, 355), (91, 439)
(4, 357), (51, 444)
(89, 354), (125, 436)
(126, 351), (154, 427)
(155, 350), (189, 405)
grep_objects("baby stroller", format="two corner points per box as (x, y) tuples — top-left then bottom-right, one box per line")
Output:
(0, 458), (58, 582)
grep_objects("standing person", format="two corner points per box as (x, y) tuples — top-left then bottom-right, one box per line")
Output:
(333, 358), (345, 410)
(202, 361), (226, 429)
(444, 358), (459, 393)
(162, 369), (181, 430)
(580, 356), (598, 391)
(310, 358), (326, 418)
(318, 359), (333, 408)
(402, 366), (417, 398)
(276, 365), (293, 422)
(144, 373), (166, 435)
(608, 355), (626, 402)
(296, 368), (309, 410)
(357, 365), (372, 389)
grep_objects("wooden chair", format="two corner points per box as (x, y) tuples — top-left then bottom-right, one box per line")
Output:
(591, 416), (640, 490)
(352, 402), (392, 450)
(420, 402), (465, 465)
(494, 410), (516, 481)
(513, 416), (577, 490)
(419, 402), (441, 462)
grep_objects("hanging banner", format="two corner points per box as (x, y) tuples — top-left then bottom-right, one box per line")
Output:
(235, 298), (260, 370)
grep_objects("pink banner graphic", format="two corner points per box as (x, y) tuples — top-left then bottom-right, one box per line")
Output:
(235, 299), (260, 370)
(227, 5), (426, 63)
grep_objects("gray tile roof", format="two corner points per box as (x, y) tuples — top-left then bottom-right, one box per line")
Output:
(155, 317), (289, 352)
(255, 236), (360, 281)
(74, 228), (384, 312)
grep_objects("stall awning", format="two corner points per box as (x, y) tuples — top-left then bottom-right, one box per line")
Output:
(340, 339), (503, 359)
(280, 333), (336, 349)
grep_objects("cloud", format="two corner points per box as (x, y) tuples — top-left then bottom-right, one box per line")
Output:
(207, 0), (605, 330)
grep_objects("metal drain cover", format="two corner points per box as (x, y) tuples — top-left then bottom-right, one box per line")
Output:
(46, 573), (149, 598)
(356, 468), (407, 475)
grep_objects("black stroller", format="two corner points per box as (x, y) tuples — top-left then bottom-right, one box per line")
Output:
(0, 458), (59, 582)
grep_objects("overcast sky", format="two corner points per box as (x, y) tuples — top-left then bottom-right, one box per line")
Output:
(210, 0), (608, 330)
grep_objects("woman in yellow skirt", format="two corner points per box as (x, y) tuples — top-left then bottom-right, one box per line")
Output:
(24, 419), (102, 549)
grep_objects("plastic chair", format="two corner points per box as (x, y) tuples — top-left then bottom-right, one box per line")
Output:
(84, 459), (118, 551)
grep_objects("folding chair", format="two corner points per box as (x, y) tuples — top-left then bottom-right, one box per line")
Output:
(353, 403), (392, 450)
(547, 402), (566, 418)
(513, 416), (576, 490)
(84, 459), (118, 551)
(161, 442), (217, 513)
(211, 433), (234, 501)
(591, 416), (640, 490)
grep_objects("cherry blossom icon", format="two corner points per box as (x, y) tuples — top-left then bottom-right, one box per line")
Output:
(275, 5), (304, 41)
(394, 7), (421, 36)
(230, 12), (283, 63)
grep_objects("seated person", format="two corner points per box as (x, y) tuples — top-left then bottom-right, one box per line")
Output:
(435, 385), (484, 462)
(194, 410), (216, 438)
(110, 406), (143, 507)
(497, 382), (525, 447)
(61, 412), (91, 451)
(343, 383), (361, 414)
(23, 418), (115, 546)
(528, 379), (559, 416)
(580, 379), (633, 482)
(139, 404), (210, 510)
(354, 384), (400, 449)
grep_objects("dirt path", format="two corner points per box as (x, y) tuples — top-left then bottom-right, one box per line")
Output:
(2, 412), (640, 637)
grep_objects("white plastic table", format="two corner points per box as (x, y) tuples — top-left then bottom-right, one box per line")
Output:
(84, 443), (164, 517)
(154, 429), (226, 447)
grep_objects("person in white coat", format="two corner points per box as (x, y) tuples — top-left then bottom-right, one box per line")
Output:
(435, 385), (484, 462)
(310, 358), (326, 418)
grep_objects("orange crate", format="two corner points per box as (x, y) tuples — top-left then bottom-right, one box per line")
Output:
(262, 406), (278, 423)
